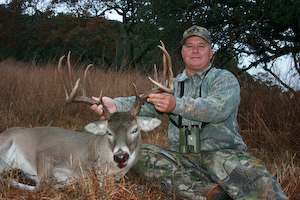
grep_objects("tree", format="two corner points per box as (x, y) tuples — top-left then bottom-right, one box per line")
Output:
(130, 0), (300, 93)
(55, 0), (148, 69)
(0, 2), (121, 65)
(236, 0), (300, 95)
(1, 0), (299, 94)
(101, 0), (150, 68)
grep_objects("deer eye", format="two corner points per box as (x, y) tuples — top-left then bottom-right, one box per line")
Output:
(132, 128), (138, 133)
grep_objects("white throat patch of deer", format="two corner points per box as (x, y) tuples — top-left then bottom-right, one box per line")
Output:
(0, 41), (173, 189)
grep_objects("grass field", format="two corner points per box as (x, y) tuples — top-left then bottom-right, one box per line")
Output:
(0, 57), (299, 199)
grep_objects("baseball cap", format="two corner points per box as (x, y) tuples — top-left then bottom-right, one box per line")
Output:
(181, 25), (211, 45)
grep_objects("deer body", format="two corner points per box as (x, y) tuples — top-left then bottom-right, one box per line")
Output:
(0, 113), (161, 188)
(0, 41), (172, 189)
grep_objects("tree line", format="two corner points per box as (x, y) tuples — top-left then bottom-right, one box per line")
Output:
(0, 0), (299, 95)
(0, 4), (120, 65)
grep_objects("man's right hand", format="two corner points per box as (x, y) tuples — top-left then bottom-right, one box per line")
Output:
(90, 96), (117, 120)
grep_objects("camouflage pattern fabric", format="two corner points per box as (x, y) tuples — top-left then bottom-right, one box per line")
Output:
(113, 66), (288, 199)
(132, 144), (289, 200)
(114, 66), (247, 151)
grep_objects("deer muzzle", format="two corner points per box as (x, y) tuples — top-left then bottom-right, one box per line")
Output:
(114, 152), (129, 168)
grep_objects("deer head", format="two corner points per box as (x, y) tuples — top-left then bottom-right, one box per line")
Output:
(57, 41), (174, 168)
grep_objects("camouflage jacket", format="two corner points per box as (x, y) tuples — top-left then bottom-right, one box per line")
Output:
(113, 66), (247, 151)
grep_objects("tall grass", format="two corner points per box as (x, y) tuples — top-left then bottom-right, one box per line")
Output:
(0, 58), (299, 199)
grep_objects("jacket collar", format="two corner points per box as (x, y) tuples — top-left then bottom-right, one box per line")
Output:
(176, 64), (212, 82)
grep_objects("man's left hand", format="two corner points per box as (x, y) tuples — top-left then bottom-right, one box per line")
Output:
(147, 93), (176, 113)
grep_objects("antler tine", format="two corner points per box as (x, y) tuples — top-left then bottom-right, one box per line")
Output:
(82, 64), (92, 97)
(58, 55), (69, 101)
(153, 64), (159, 89)
(98, 91), (112, 120)
(58, 52), (100, 105)
(130, 41), (174, 117)
(67, 51), (73, 90)
(130, 84), (145, 117)
(65, 51), (82, 104)
(58, 52), (115, 120)
(160, 41), (167, 87)
(148, 41), (174, 94)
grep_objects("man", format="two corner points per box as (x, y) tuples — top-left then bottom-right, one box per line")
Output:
(91, 26), (288, 200)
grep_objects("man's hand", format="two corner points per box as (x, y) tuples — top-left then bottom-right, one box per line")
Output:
(147, 93), (176, 113)
(90, 96), (117, 120)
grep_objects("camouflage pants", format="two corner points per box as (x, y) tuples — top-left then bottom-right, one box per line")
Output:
(132, 144), (289, 200)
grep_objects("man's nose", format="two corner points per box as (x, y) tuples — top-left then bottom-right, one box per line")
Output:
(192, 46), (199, 52)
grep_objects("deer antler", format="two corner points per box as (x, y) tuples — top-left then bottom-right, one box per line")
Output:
(130, 41), (174, 116)
(58, 52), (112, 120)
(58, 41), (173, 119)
(149, 41), (174, 93)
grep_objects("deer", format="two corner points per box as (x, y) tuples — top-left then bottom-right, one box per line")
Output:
(0, 41), (174, 190)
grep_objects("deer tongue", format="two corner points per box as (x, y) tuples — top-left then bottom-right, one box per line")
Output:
(114, 152), (129, 168)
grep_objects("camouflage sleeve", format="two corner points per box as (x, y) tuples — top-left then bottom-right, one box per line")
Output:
(113, 96), (161, 117)
(172, 70), (240, 123)
(113, 96), (136, 112)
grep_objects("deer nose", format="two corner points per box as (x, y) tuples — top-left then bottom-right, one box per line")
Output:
(114, 152), (129, 168)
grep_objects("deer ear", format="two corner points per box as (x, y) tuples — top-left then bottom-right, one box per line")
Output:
(136, 117), (162, 132)
(84, 121), (108, 135)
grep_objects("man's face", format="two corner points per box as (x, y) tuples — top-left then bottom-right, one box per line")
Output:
(181, 36), (213, 76)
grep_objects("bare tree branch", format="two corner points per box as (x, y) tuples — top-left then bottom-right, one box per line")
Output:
(241, 49), (289, 72)
(262, 63), (297, 96)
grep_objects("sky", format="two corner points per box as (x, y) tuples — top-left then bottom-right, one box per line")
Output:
(106, 10), (122, 21)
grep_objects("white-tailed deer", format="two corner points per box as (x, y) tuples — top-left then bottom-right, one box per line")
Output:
(0, 41), (174, 189)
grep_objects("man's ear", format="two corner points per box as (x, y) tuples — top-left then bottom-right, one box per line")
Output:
(211, 48), (214, 59)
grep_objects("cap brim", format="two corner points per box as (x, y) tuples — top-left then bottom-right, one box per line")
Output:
(181, 35), (210, 45)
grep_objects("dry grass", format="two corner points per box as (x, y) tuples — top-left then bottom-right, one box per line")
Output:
(0, 58), (299, 199)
